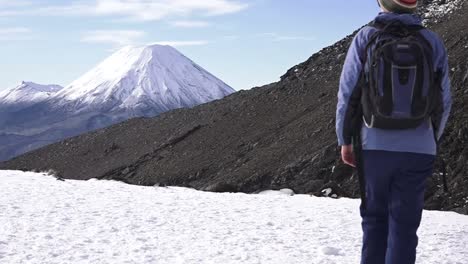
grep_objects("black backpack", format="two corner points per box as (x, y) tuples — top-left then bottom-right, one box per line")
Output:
(360, 20), (441, 130)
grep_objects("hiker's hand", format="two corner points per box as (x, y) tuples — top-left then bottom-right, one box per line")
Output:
(341, 145), (356, 167)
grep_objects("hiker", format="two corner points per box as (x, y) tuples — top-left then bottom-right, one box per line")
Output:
(335, 0), (452, 263)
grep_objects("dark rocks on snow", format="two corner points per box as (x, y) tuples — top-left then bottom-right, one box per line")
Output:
(1, 0), (467, 214)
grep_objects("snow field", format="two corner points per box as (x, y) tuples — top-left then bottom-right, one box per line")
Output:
(0, 170), (467, 264)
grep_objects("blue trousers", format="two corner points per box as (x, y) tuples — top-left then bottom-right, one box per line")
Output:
(360, 150), (435, 264)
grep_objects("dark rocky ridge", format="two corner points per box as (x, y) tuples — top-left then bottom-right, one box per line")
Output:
(1, 0), (467, 214)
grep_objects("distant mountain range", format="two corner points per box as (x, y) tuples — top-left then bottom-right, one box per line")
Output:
(0, 82), (63, 111)
(0, 44), (234, 161)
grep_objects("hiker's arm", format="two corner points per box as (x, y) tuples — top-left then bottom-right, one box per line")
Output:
(435, 43), (452, 141)
(336, 28), (368, 146)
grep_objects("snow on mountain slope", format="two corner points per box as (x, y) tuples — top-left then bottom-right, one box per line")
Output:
(0, 81), (63, 106)
(1, 170), (467, 264)
(54, 44), (234, 112)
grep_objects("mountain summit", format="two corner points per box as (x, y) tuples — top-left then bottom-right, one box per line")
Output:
(0, 44), (234, 161)
(55, 44), (234, 113)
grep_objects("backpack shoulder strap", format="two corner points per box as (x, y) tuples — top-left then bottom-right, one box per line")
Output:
(359, 21), (384, 66)
(362, 19), (430, 64)
(407, 25), (435, 70)
(371, 19), (425, 33)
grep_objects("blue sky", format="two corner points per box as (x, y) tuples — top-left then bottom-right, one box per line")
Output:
(0, 0), (380, 91)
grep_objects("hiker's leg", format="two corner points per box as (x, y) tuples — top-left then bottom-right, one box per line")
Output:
(386, 153), (435, 264)
(360, 150), (395, 264)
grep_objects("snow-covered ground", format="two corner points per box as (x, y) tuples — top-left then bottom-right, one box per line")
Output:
(0, 171), (467, 264)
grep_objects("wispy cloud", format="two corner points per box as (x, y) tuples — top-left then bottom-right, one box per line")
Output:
(0, 27), (32, 40)
(81, 30), (146, 46)
(149, 40), (209, 47)
(0, 0), (33, 16)
(260, 32), (315, 42)
(222, 35), (240, 40)
(0, 0), (32, 8)
(0, 0), (248, 21)
(81, 30), (208, 48)
(0, 27), (30, 34)
(171, 20), (210, 28)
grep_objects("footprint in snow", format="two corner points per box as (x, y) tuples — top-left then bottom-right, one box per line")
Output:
(321, 246), (344, 256)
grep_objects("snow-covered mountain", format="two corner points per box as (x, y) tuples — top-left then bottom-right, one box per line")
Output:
(0, 44), (235, 161)
(53, 44), (234, 113)
(0, 81), (63, 110)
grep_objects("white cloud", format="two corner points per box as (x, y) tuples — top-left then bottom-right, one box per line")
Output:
(260, 32), (315, 42)
(0, 0), (248, 21)
(0, 27), (30, 34)
(222, 35), (240, 40)
(0, 0), (32, 8)
(0, 27), (32, 40)
(0, 0), (33, 16)
(81, 30), (146, 46)
(171, 20), (210, 28)
(81, 30), (208, 48)
(149, 40), (209, 47)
